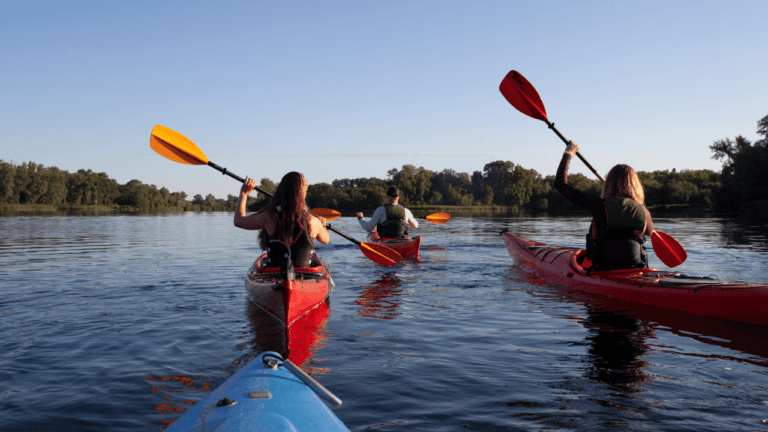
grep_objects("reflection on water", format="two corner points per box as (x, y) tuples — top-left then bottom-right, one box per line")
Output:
(355, 275), (404, 320)
(246, 300), (330, 369)
(581, 310), (652, 394)
(717, 218), (768, 251)
(569, 289), (768, 368)
(539, 271), (768, 370)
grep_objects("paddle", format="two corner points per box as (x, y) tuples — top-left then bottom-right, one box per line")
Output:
(499, 70), (604, 182)
(312, 209), (451, 225)
(150, 125), (402, 267)
(424, 212), (450, 224)
(325, 223), (402, 265)
(651, 230), (687, 268)
(499, 71), (687, 268)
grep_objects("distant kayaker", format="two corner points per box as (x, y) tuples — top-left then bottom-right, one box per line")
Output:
(555, 142), (654, 271)
(234, 172), (329, 268)
(356, 186), (419, 240)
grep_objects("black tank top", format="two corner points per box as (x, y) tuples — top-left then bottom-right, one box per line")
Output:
(264, 216), (314, 268)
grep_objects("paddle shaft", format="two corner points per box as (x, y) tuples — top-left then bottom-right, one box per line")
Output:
(325, 224), (362, 246)
(206, 161), (275, 197)
(544, 119), (604, 183)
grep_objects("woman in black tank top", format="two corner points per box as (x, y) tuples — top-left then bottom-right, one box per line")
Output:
(234, 172), (330, 268)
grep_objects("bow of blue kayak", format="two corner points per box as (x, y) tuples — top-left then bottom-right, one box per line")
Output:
(165, 352), (349, 432)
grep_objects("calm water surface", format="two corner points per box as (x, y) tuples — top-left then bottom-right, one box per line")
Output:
(2, 213), (768, 431)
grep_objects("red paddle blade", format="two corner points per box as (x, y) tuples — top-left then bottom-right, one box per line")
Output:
(359, 243), (402, 267)
(651, 231), (687, 268)
(499, 70), (548, 122)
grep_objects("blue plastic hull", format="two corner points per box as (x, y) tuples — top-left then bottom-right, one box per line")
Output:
(165, 352), (349, 431)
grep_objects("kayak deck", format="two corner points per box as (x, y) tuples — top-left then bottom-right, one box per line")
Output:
(501, 231), (768, 327)
(165, 352), (349, 431)
(245, 254), (333, 327)
(369, 235), (422, 258)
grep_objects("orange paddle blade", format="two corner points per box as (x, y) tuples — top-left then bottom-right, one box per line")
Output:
(425, 212), (450, 224)
(359, 243), (402, 267)
(311, 208), (341, 222)
(150, 125), (209, 165)
(651, 231), (687, 268)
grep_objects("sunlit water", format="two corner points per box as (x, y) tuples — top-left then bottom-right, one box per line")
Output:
(2, 213), (768, 431)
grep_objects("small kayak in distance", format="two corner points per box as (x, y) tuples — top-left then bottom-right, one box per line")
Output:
(245, 253), (333, 327)
(501, 231), (768, 327)
(369, 235), (421, 258)
(164, 351), (349, 431)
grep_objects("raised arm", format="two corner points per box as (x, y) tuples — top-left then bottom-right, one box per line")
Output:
(234, 176), (272, 230)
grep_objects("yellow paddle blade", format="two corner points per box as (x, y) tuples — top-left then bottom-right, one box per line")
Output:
(359, 243), (402, 267)
(425, 212), (450, 224)
(311, 208), (341, 222)
(150, 125), (209, 165)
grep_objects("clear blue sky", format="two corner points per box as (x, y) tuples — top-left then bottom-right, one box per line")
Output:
(2, 0), (766, 199)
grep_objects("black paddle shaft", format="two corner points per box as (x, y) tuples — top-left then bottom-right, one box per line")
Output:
(544, 120), (605, 183)
(325, 224), (362, 246)
(206, 161), (274, 197)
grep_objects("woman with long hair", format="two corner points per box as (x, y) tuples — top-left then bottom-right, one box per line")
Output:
(555, 142), (654, 271)
(234, 172), (329, 268)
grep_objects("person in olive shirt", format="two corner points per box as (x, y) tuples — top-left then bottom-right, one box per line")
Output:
(555, 141), (654, 271)
(356, 187), (418, 240)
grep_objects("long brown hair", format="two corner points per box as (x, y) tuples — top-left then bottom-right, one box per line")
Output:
(601, 164), (645, 204)
(258, 172), (310, 249)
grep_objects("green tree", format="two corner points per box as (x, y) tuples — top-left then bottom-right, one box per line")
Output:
(388, 165), (434, 204)
(709, 113), (768, 211)
(483, 160), (515, 205)
(0, 161), (15, 204)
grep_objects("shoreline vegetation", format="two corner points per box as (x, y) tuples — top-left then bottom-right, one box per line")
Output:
(2, 112), (766, 218)
(3, 202), (763, 219)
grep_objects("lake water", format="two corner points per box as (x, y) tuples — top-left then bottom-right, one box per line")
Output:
(2, 213), (768, 431)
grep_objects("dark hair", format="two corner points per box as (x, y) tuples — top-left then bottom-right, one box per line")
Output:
(387, 186), (400, 197)
(258, 172), (310, 249)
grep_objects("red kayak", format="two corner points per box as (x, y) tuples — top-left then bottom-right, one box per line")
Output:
(501, 231), (768, 327)
(372, 236), (421, 258)
(245, 254), (334, 327)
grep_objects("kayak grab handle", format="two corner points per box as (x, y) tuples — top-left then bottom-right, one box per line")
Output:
(283, 359), (343, 408)
(262, 352), (343, 408)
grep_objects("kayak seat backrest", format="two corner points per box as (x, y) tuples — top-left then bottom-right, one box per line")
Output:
(256, 253), (324, 273)
(575, 250), (592, 271)
(378, 238), (411, 243)
(257, 265), (324, 273)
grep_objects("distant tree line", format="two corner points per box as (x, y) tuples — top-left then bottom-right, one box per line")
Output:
(0, 162), (257, 212)
(302, 161), (722, 213)
(1, 112), (765, 214)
